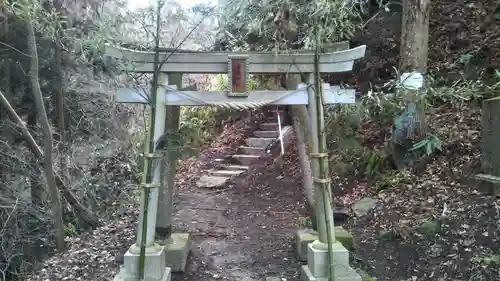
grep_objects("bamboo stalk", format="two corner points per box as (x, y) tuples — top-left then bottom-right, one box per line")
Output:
(138, 0), (164, 279)
(314, 39), (336, 281)
(306, 73), (328, 242)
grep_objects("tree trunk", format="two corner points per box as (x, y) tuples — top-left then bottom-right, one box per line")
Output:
(26, 12), (65, 251)
(400, 0), (431, 73)
(54, 0), (66, 177)
(392, 0), (431, 169)
(29, 164), (44, 205)
(0, 7), (14, 144)
(0, 90), (99, 229)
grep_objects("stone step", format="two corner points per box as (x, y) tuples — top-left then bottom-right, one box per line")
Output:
(260, 123), (281, 131)
(207, 169), (245, 177)
(266, 115), (284, 121)
(245, 137), (275, 147)
(266, 113), (285, 118)
(222, 164), (250, 170)
(268, 110), (286, 115)
(232, 154), (260, 165)
(195, 175), (230, 189)
(238, 146), (266, 155)
(254, 130), (280, 138)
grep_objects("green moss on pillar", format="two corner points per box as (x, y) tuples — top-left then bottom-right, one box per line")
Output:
(155, 226), (172, 241)
(335, 227), (354, 251)
(310, 211), (318, 231)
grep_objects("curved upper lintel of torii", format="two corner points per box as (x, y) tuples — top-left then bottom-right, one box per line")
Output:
(103, 43), (366, 74)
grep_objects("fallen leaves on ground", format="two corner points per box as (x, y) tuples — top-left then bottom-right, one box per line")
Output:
(333, 103), (499, 281)
(24, 204), (139, 281)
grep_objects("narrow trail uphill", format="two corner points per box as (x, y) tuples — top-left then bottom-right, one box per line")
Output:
(173, 106), (307, 281)
(24, 107), (311, 281)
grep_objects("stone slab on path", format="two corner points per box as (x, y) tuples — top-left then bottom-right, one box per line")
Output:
(238, 146), (266, 155)
(207, 169), (245, 177)
(260, 123), (281, 131)
(353, 197), (377, 217)
(232, 154), (260, 165)
(196, 175), (230, 189)
(254, 130), (280, 138)
(223, 164), (250, 170)
(245, 137), (275, 147)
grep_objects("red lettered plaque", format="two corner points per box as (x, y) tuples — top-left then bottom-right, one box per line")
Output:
(231, 59), (246, 93)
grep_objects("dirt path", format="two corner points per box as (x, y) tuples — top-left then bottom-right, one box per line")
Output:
(172, 147), (308, 281)
(169, 107), (309, 281)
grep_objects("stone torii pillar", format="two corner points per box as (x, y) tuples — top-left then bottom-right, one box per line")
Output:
(113, 73), (172, 281)
(154, 73), (189, 273)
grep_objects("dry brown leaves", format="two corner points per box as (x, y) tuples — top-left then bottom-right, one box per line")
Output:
(342, 103), (500, 280)
(24, 204), (139, 281)
(359, 103), (482, 229)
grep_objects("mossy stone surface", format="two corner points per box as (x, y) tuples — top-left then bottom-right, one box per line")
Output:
(295, 227), (355, 261)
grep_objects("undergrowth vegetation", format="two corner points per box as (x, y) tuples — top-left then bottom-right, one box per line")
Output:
(0, 81), (142, 280)
(178, 74), (262, 148)
(326, 70), (500, 189)
(0, 1), (147, 279)
(178, 75), (233, 148)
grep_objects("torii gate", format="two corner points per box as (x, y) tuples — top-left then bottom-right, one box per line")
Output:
(105, 42), (366, 281)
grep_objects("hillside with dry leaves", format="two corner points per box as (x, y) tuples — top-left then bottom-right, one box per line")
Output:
(278, 100), (498, 281)
(340, 0), (500, 89)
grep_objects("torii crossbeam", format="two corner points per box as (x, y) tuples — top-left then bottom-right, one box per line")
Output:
(115, 84), (356, 106)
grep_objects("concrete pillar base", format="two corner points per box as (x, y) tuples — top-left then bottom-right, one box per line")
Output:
(163, 233), (191, 272)
(301, 265), (361, 281)
(296, 228), (318, 261)
(302, 241), (361, 281)
(296, 227), (355, 261)
(113, 244), (171, 281)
